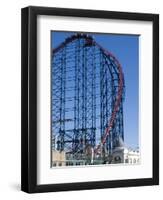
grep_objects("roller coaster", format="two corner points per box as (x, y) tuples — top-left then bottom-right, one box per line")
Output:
(51, 33), (125, 165)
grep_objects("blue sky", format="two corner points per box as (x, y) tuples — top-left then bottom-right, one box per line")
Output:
(51, 31), (139, 149)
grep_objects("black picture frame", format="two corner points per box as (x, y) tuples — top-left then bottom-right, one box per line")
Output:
(21, 6), (159, 193)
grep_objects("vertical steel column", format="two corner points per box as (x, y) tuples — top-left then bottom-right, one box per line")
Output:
(100, 51), (104, 154)
(59, 47), (66, 151)
(92, 45), (96, 147)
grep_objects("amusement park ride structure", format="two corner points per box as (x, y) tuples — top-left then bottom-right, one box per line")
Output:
(51, 33), (125, 165)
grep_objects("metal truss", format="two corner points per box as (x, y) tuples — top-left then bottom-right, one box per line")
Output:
(51, 33), (125, 160)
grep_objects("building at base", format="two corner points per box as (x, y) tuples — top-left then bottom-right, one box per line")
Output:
(111, 137), (140, 164)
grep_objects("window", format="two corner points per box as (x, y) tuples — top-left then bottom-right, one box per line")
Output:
(114, 156), (121, 163)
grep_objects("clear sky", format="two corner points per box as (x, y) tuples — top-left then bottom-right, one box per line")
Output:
(51, 31), (139, 149)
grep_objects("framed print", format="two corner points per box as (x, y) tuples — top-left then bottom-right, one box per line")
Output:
(21, 6), (159, 193)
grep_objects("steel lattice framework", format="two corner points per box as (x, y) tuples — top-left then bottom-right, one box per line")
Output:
(51, 33), (125, 160)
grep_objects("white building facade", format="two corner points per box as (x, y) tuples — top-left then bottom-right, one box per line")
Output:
(112, 146), (140, 164)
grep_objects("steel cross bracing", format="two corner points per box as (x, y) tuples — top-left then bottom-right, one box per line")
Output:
(51, 33), (125, 160)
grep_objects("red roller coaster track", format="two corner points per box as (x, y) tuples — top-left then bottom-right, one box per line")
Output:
(53, 33), (124, 154)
